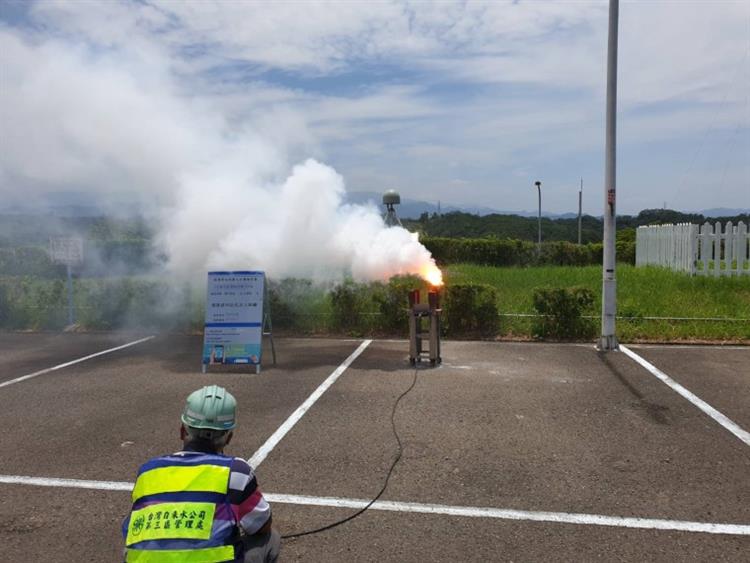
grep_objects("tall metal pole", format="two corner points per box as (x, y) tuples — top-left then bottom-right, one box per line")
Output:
(578, 178), (583, 245)
(534, 180), (542, 255)
(599, 0), (619, 351)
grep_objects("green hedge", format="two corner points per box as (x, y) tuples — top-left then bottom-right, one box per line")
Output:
(328, 281), (371, 333)
(421, 237), (634, 267)
(532, 287), (596, 340)
(371, 275), (426, 335)
(443, 283), (499, 337)
(0, 276), (68, 329)
(0, 276), (196, 331)
(0, 247), (64, 278)
(327, 278), (501, 337)
(0, 240), (157, 279)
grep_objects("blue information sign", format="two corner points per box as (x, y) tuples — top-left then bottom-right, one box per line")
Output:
(202, 271), (265, 366)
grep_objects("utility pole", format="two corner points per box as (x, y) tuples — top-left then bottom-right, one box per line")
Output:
(534, 180), (542, 255)
(578, 178), (583, 245)
(599, 0), (619, 351)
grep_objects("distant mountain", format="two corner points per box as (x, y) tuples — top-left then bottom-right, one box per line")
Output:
(0, 190), (147, 217)
(699, 208), (750, 217)
(343, 191), (577, 219)
(3, 189), (746, 221)
(345, 191), (750, 221)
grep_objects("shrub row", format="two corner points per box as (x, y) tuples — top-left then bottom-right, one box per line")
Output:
(532, 287), (596, 340)
(326, 279), (597, 340)
(0, 237), (636, 280)
(0, 276), (196, 331)
(329, 277), (500, 338)
(421, 237), (635, 267)
(0, 247), (64, 278)
(1, 275), (598, 341)
(0, 240), (157, 279)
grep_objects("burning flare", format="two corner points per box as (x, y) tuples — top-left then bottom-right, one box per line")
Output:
(422, 263), (443, 287)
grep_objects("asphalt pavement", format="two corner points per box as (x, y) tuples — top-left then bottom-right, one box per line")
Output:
(0, 333), (747, 562)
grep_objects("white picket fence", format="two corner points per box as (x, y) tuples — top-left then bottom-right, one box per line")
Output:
(635, 221), (750, 276)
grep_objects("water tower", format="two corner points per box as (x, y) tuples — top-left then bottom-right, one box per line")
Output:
(382, 189), (402, 227)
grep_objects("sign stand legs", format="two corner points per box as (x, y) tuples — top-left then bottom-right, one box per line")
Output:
(254, 283), (277, 375)
(263, 283), (277, 366)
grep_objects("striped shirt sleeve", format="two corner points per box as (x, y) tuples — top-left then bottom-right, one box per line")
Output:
(228, 457), (272, 535)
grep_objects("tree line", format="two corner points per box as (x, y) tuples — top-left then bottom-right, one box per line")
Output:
(403, 209), (749, 243)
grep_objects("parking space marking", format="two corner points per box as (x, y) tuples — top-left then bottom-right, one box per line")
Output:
(620, 345), (750, 447)
(269, 493), (750, 536)
(248, 339), (372, 469)
(0, 336), (155, 389)
(1, 474), (748, 536)
(629, 344), (749, 351)
(0, 474), (131, 491)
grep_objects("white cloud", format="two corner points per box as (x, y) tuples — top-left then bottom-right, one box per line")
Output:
(0, 15), (444, 283)
(22, 1), (749, 109)
(0, 28), (197, 203)
(2, 0), (748, 215)
(619, 1), (749, 106)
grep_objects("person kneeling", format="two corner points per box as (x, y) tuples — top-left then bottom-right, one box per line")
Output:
(122, 385), (280, 562)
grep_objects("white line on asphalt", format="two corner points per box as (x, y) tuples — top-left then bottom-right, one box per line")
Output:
(620, 345), (750, 447)
(247, 339), (372, 469)
(0, 474), (132, 491)
(268, 493), (750, 536)
(1, 474), (747, 536)
(0, 336), (156, 389)
(629, 344), (749, 351)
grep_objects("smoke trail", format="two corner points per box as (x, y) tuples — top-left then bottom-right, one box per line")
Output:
(0, 28), (440, 284)
(172, 158), (438, 283)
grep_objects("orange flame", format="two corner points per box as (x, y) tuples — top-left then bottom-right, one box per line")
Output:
(421, 264), (443, 287)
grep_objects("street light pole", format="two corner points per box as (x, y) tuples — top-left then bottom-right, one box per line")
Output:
(599, 0), (619, 351)
(534, 180), (542, 254)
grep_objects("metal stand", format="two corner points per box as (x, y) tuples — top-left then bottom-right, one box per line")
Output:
(408, 290), (442, 366)
(263, 282), (277, 368)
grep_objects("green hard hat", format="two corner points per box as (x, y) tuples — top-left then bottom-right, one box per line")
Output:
(181, 385), (237, 431)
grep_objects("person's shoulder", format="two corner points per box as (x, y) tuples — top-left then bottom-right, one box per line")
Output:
(226, 457), (260, 493)
(135, 453), (177, 475)
(229, 456), (256, 476)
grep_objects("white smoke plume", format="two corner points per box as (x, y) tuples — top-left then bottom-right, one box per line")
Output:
(163, 157), (440, 282)
(0, 28), (441, 285)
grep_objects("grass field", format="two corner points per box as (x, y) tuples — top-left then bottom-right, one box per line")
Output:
(446, 264), (750, 341)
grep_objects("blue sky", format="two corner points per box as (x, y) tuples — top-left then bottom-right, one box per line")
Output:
(1, 0), (748, 215)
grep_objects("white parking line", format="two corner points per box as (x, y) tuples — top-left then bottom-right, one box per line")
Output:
(0, 474), (132, 491)
(268, 493), (750, 537)
(248, 339), (372, 469)
(0, 474), (747, 536)
(629, 344), (749, 351)
(0, 336), (155, 389)
(620, 345), (750, 447)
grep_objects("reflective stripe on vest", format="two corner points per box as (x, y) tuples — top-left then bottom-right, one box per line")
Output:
(125, 545), (235, 562)
(132, 464), (230, 503)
